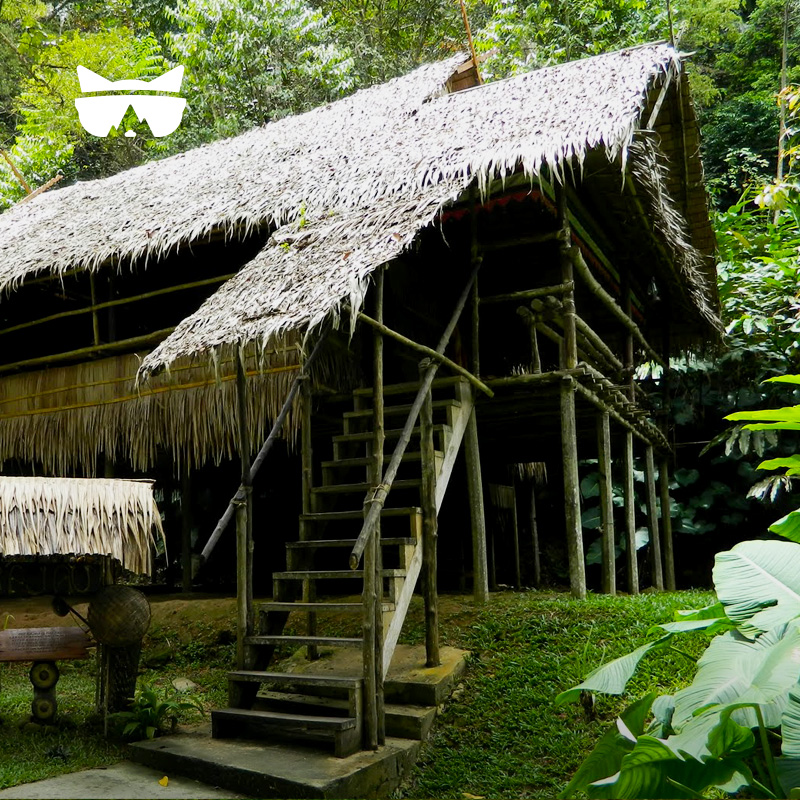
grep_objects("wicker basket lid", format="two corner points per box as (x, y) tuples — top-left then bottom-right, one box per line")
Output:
(88, 585), (151, 646)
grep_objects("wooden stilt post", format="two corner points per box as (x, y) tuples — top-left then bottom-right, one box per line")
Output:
(660, 457), (676, 591)
(530, 485), (541, 588)
(622, 284), (639, 595)
(645, 445), (664, 590)
(596, 412), (616, 595)
(622, 433), (639, 595)
(181, 470), (192, 593)
(465, 407), (489, 603)
(235, 358), (253, 669)
(561, 377), (586, 599)
(510, 484), (521, 589)
(300, 378), (318, 661)
(556, 182), (586, 599)
(420, 360), (440, 667)
(362, 267), (385, 749)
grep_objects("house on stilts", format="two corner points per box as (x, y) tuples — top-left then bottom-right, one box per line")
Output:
(0, 43), (720, 762)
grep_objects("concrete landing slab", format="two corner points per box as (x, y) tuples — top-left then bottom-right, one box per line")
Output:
(280, 644), (468, 706)
(0, 761), (245, 799)
(130, 726), (421, 799)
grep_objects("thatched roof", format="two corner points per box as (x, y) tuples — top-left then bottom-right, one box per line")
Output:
(0, 43), (719, 379)
(0, 477), (164, 574)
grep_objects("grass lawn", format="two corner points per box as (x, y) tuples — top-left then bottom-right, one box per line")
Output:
(0, 589), (714, 796)
(402, 589), (715, 799)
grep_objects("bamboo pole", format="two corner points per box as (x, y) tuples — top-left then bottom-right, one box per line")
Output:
(530, 485), (541, 587)
(235, 357), (253, 669)
(355, 312), (493, 397)
(645, 445), (664, 591)
(596, 411), (616, 595)
(362, 524), (378, 750)
(0, 274), (237, 339)
(372, 267), (385, 745)
(0, 328), (176, 375)
(480, 282), (574, 305)
(623, 432), (639, 595)
(567, 245), (665, 367)
(200, 334), (327, 564)
(420, 362), (440, 666)
(300, 378), (318, 661)
(89, 274), (101, 347)
(561, 377), (586, 599)
(181, 470), (192, 593)
(478, 231), (561, 252)
(510, 484), (521, 589)
(574, 315), (624, 372)
(556, 186), (577, 370)
(660, 457), (676, 591)
(464, 404), (489, 603)
(350, 261), (481, 570)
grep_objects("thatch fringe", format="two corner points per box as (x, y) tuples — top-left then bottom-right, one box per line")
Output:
(0, 331), (351, 475)
(0, 477), (163, 574)
(627, 135), (721, 333)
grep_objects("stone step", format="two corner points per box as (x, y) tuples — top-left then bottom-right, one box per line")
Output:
(211, 707), (360, 758)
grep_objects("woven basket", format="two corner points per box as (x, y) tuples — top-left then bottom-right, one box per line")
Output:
(88, 585), (151, 646)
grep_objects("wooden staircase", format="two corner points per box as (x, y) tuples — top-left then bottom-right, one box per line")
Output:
(211, 377), (473, 757)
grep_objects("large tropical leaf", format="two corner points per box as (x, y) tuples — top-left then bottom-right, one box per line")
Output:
(588, 734), (753, 799)
(727, 406), (800, 423)
(777, 682), (800, 796)
(558, 694), (655, 799)
(713, 540), (800, 636)
(771, 510), (800, 543)
(555, 636), (672, 705)
(671, 621), (800, 730)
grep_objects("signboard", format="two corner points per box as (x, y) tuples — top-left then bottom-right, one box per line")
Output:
(0, 627), (90, 662)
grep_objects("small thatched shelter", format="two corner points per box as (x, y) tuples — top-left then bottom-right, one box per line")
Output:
(0, 43), (721, 756)
(0, 477), (164, 596)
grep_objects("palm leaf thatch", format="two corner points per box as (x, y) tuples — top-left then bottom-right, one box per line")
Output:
(0, 477), (164, 574)
(137, 43), (718, 375)
(0, 44), (719, 382)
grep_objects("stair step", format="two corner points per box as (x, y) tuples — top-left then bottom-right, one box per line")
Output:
(333, 424), (449, 444)
(227, 671), (362, 689)
(273, 569), (406, 580)
(259, 601), (395, 613)
(343, 400), (461, 420)
(353, 377), (463, 397)
(322, 451), (441, 468)
(245, 635), (362, 648)
(311, 479), (420, 495)
(286, 538), (414, 549)
(254, 692), (437, 741)
(212, 707), (355, 733)
(300, 507), (420, 522)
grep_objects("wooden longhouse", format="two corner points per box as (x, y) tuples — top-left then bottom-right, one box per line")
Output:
(0, 43), (720, 755)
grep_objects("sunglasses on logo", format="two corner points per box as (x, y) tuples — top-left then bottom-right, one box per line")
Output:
(74, 66), (186, 138)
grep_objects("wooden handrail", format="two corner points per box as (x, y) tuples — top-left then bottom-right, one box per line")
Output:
(200, 332), (328, 564)
(349, 260), (482, 570)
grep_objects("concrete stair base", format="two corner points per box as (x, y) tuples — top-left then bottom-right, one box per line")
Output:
(130, 728), (421, 799)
